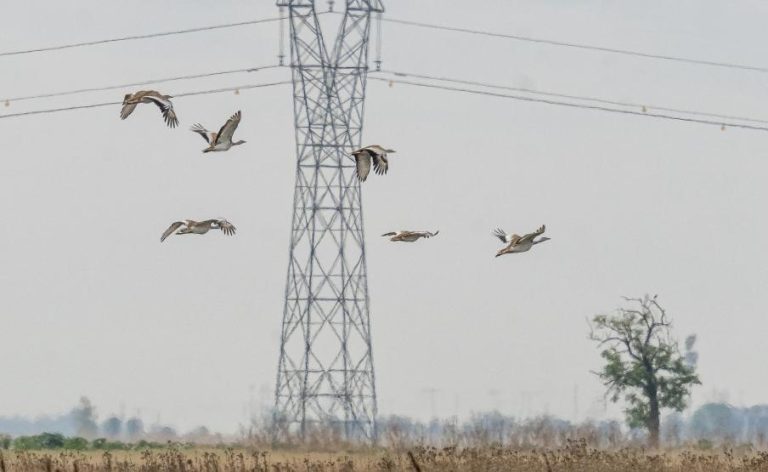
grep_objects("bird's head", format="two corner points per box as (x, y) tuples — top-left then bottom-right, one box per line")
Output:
(385, 149), (396, 153)
(234, 140), (247, 145)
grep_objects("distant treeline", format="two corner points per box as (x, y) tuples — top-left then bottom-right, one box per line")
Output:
(0, 397), (220, 445)
(248, 403), (768, 449)
(0, 432), (177, 451)
(367, 403), (768, 449)
(3, 400), (768, 450)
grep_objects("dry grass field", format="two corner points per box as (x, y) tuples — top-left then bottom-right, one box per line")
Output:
(2, 441), (768, 472)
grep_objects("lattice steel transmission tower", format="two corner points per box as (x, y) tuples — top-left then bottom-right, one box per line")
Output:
(273, 0), (384, 441)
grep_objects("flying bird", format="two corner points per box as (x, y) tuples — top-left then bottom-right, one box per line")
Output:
(493, 225), (550, 257)
(352, 145), (395, 182)
(382, 230), (439, 242)
(160, 219), (236, 242)
(190, 111), (246, 153)
(120, 90), (178, 128)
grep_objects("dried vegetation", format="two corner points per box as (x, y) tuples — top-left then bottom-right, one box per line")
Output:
(2, 440), (768, 471)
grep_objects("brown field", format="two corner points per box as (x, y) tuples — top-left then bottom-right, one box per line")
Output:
(2, 441), (768, 472)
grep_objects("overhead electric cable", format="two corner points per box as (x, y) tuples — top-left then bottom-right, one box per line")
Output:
(0, 16), (283, 57)
(382, 17), (768, 74)
(173, 81), (289, 98)
(0, 81), (291, 120)
(370, 77), (768, 132)
(376, 69), (768, 125)
(1, 65), (283, 104)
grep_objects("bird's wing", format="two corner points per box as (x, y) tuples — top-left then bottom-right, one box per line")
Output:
(492, 228), (517, 244)
(190, 124), (210, 143)
(364, 145), (386, 155)
(163, 108), (179, 128)
(160, 221), (185, 242)
(517, 225), (546, 245)
(120, 101), (138, 120)
(216, 219), (237, 236)
(409, 231), (435, 238)
(216, 111), (241, 144)
(354, 150), (372, 182)
(372, 154), (389, 175)
(144, 95), (179, 128)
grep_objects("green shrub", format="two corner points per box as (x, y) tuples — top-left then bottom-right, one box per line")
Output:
(37, 433), (65, 449)
(92, 438), (128, 450)
(136, 439), (163, 449)
(104, 440), (128, 450)
(12, 433), (66, 450)
(63, 437), (88, 450)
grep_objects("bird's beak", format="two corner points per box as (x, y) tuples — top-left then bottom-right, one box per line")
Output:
(387, 149), (396, 153)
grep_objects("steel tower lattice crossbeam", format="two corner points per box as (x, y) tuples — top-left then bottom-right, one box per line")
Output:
(274, 0), (383, 441)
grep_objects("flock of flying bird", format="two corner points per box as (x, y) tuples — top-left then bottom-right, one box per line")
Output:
(120, 90), (551, 258)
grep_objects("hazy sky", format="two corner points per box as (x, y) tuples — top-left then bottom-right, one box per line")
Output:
(2, 1), (767, 434)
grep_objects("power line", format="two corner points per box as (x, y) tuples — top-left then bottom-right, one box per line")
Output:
(2, 65), (283, 103)
(0, 81), (291, 120)
(370, 77), (768, 132)
(7, 63), (765, 128)
(3, 70), (764, 131)
(3, 66), (764, 132)
(0, 16), (283, 58)
(174, 81), (289, 98)
(382, 17), (768, 74)
(376, 69), (768, 125)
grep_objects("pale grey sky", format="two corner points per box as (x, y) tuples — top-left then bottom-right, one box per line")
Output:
(1, 1), (767, 433)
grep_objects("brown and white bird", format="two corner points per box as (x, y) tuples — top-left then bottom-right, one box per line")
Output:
(160, 218), (236, 242)
(382, 230), (439, 242)
(352, 145), (395, 182)
(120, 90), (178, 128)
(190, 111), (246, 153)
(493, 225), (550, 257)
